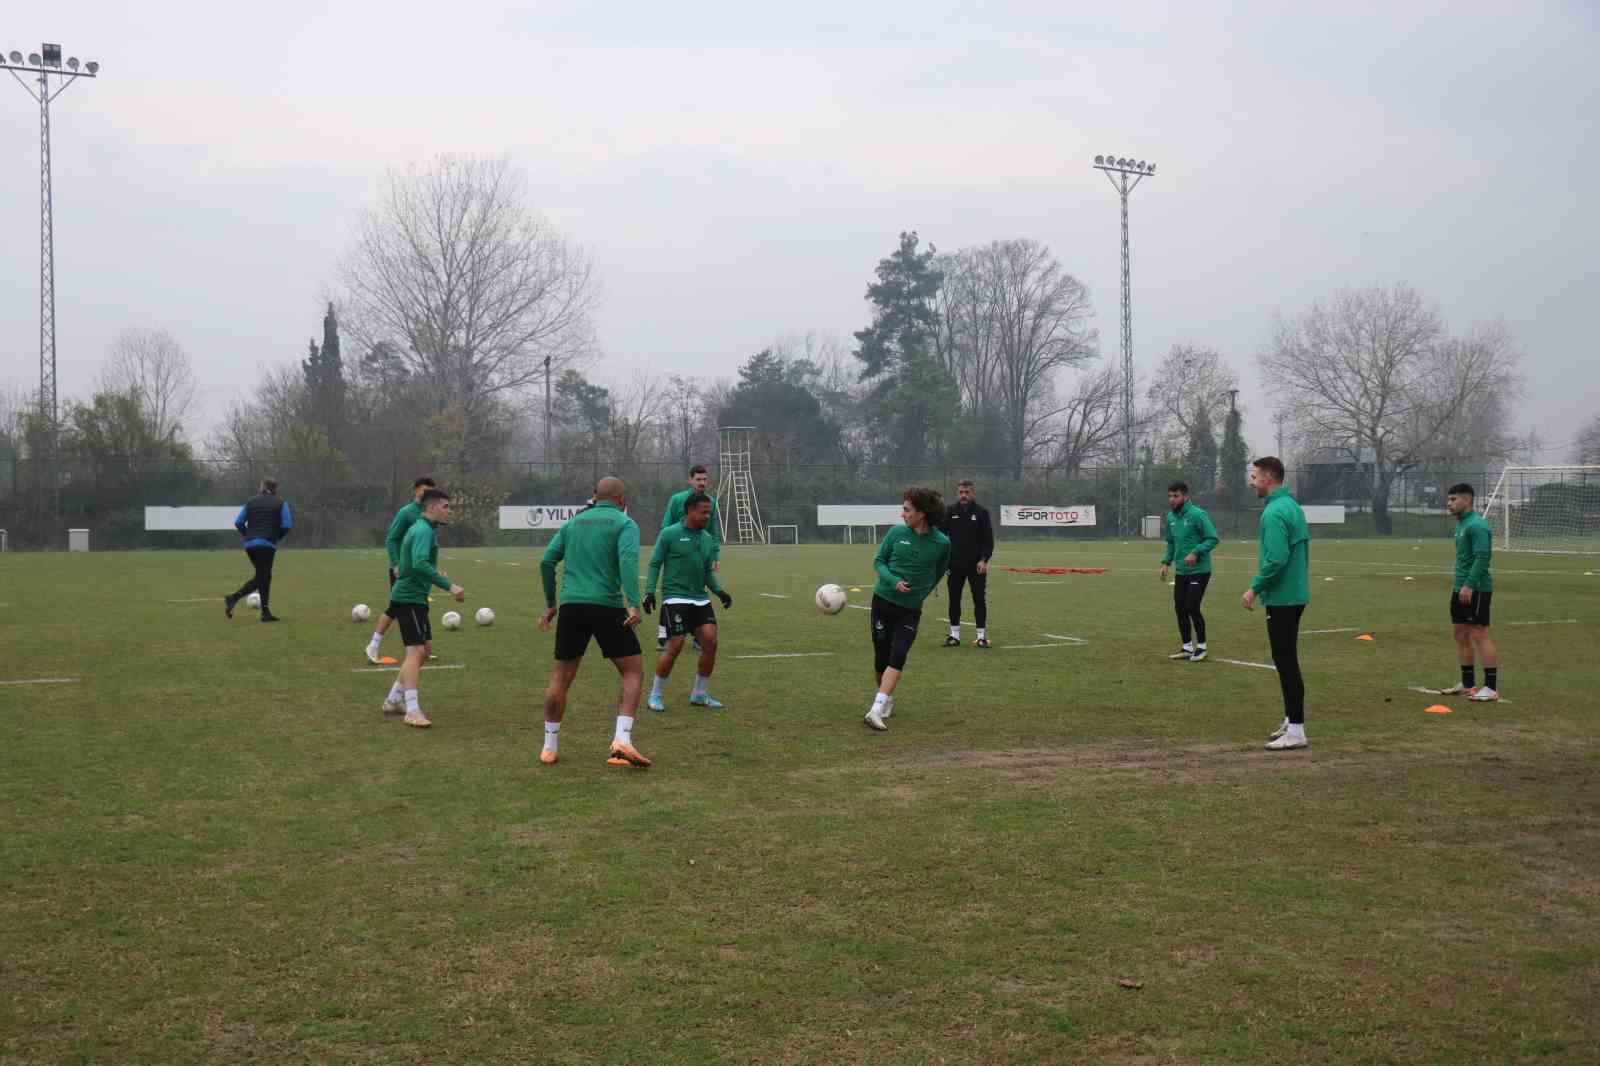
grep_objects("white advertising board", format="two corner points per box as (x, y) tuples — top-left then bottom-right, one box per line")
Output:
(1000, 505), (1097, 528)
(816, 505), (904, 526)
(145, 506), (241, 531)
(1302, 505), (1347, 524)
(499, 504), (590, 531)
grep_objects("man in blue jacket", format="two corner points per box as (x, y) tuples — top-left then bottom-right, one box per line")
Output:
(224, 477), (292, 623)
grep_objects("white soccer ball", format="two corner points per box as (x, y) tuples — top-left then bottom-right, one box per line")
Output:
(441, 610), (462, 630)
(475, 607), (496, 627)
(351, 603), (371, 623)
(815, 583), (847, 615)
(245, 592), (261, 610)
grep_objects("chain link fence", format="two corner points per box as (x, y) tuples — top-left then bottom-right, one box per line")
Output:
(0, 456), (1490, 550)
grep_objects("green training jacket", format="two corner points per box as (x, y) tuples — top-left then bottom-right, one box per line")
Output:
(646, 522), (726, 603)
(391, 519), (451, 605)
(1161, 500), (1220, 575)
(872, 523), (952, 610)
(540, 500), (642, 610)
(385, 500), (423, 569)
(1452, 510), (1493, 592)
(1250, 487), (1310, 606)
(663, 489), (722, 560)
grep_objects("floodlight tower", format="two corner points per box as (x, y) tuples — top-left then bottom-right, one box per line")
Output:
(1092, 153), (1156, 533)
(2, 43), (100, 520)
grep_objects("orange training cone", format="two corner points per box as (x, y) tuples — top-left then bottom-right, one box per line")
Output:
(1355, 633), (1375, 641)
(1424, 704), (1452, 715)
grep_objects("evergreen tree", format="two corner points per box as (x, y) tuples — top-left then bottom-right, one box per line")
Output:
(1185, 400), (1219, 493)
(302, 303), (347, 445)
(1220, 403), (1249, 508)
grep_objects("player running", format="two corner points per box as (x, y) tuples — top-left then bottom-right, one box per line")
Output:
(365, 477), (436, 663)
(537, 477), (651, 768)
(658, 464), (722, 647)
(379, 489), (465, 728)
(863, 487), (952, 732)
(224, 477), (292, 623)
(1440, 483), (1500, 702)
(1159, 481), (1220, 661)
(642, 492), (732, 712)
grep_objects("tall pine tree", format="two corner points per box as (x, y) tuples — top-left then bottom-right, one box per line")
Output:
(1220, 400), (1249, 509)
(1185, 400), (1219, 494)
(302, 303), (347, 446)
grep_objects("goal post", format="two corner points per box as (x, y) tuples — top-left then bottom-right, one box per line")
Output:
(1482, 466), (1600, 554)
(765, 524), (799, 545)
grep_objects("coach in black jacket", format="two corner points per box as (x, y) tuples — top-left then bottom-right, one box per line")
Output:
(943, 479), (995, 648)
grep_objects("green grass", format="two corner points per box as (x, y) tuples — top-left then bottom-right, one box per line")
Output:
(2, 539), (1597, 1064)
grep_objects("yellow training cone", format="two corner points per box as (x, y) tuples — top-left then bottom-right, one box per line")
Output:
(1424, 704), (1452, 715)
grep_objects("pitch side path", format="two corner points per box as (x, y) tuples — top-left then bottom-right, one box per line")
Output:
(2, 541), (1596, 1064)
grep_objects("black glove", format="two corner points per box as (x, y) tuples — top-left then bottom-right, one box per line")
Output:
(717, 590), (732, 609)
(642, 593), (656, 615)
(388, 567), (398, 582)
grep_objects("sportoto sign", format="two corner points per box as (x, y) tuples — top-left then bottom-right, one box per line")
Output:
(1000, 505), (1097, 528)
(498, 505), (587, 531)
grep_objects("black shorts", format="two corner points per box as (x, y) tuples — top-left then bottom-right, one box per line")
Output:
(1449, 589), (1492, 627)
(663, 601), (716, 637)
(554, 603), (643, 662)
(870, 594), (921, 672)
(386, 601), (432, 646)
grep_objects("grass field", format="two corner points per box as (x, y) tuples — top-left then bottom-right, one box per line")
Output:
(2, 537), (1597, 1064)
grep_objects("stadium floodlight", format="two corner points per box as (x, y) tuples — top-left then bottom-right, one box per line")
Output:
(1095, 154), (1104, 164)
(85, 61), (99, 74)
(27, 53), (41, 65)
(42, 43), (61, 67)
(7, 51), (20, 63)
(1147, 163), (1156, 174)
(66, 57), (79, 70)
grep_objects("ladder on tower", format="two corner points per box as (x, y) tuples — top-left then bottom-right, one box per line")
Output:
(716, 426), (765, 545)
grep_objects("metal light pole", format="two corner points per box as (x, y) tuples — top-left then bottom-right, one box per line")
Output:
(543, 355), (552, 473)
(3, 44), (99, 527)
(1093, 153), (1156, 533)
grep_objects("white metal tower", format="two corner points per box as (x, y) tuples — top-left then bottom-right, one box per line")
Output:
(715, 426), (765, 545)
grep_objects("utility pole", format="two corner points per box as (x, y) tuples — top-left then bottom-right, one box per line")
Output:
(543, 355), (552, 473)
(3, 43), (100, 534)
(1093, 153), (1157, 533)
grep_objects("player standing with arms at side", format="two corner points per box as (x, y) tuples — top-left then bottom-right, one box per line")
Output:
(380, 489), (465, 729)
(643, 492), (732, 711)
(657, 464), (723, 648)
(942, 478), (995, 648)
(365, 476), (436, 663)
(537, 476), (651, 768)
(1440, 483), (1500, 702)
(864, 487), (951, 732)
(1241, 457), (1311, 750)
(1159, 481), (1220, 662)
(224, 477), (292, 623)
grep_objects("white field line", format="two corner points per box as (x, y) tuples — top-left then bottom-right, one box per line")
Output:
(759, 593), (790, 599)
(734, 652), (836, 660)
(1040, 633), (1090, 644)
(997, 642), (1082, 651)
(1217, 658), (1277, 670)
(350, 664), (467, 674)
(1507, 619), (1580, 626)
(1408, 684), (1513, 703)
(847, 603), (870, 611)
(166, 597), (219, 603)
(1304, 627), (1362, 635)
(1014, 581), (1064, 585)
(0, 677), (81, 686)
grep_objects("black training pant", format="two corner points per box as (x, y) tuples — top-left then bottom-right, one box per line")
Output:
(1173, 572), (1210, 645)
(1265, 603), (1306, 724)
(234, 546), (277, 609)
(948, 565), (987, 629)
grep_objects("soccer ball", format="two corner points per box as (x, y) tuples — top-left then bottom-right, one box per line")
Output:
(814, 583), (847, 615)
(441, 611), (462, 631)
(351, 603), (371, 623)
(475, 607), (496, 627)
(245, 592), (261, 610)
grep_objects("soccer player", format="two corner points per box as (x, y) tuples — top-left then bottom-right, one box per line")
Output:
(863, 487), (952, 732)
(379, 489), (465, 729)
(224, 477), (292, 623)
(537, 476), (651, 768)
(1159, 481), (1220, 661)
(942, 478), (995, 648)
(642, 492), (733, 712)
(365, 476), (436, 663)
(1440, 483), (1500, 701)
(658, 464), (722, 648)
(1241, 457), (1311, 750)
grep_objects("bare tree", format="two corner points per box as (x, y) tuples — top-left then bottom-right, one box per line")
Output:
(99, 327), (196, 441)
(1578, 414), (1600, 466)
(1261, 283), (1521, 532)
(336, 155), (600, 457)
(607, 374), (666, 464)
(1144, 344), (1239, 458)
(1044, 361), (1123, 476)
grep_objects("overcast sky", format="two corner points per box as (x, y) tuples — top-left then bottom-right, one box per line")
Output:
(2, 1), (1595, 461)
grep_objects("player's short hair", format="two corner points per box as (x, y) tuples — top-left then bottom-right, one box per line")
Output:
(956, 479), (974, 489)
(1448, 482), (1475, 498)
(684, 491), (713, 511)
(419, 488), (451, 507)
(904, 486), (945, 521)
(260, 477), (278, 494)
(1168, 481), (1189, 494)
(412, 476), (436, 490)
(688, 464), (708, 478)
(1252, 456), (1286, 482)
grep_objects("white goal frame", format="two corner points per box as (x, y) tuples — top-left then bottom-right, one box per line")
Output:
(1482, 465), (1600, 554)
(765, 524), (799, 545)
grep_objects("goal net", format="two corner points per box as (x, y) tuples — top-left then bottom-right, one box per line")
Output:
(1481, 466), (1600, 553)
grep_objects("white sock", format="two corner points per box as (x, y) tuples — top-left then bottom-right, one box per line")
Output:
(950, 625), (960, 639)
(386, 681), (403, 702)
(976, 627), (986, 641)
(650, 676), (665, 698)
(872, 692), (889, 711)
(1182, 641), (1194, 651)
(404, 689), (419, 713)
(657, 624), (667, 640)
(543, 721), (560, 753)
(1196, 641), (1206, 650)
(614, 715), (634, 744)
(1288, 723), (1306, 740)
(369, 631), (383, 648)
(692, 674), (710, 698)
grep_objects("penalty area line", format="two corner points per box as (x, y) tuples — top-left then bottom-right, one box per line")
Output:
(0, 677), (82, 686)
(350, 664), (468, 673)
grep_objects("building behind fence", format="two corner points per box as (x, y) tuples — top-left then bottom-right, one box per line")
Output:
(0, 454), (1507, 551)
